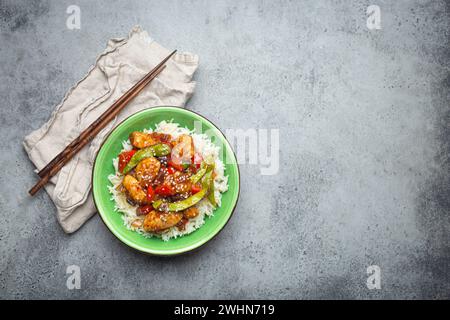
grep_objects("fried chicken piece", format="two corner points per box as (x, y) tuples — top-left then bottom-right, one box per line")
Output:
(163, 170), (192, 194)
(122, 175), (149, 205)
(143, 210), (183, 232)
(183, 207), (199, 219)
(129, 131), (158, 149)
(135, 157), (160, 188)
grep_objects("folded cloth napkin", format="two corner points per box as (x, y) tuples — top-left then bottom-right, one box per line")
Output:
(23, 26), (199, 233)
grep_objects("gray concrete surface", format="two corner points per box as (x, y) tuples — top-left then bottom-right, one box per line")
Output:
(1, 0), (449, 299)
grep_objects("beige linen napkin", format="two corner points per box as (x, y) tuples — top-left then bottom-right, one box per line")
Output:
(23, 26), (199, 233)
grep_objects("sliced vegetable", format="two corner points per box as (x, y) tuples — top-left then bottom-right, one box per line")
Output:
(147, 185), (155, 202)
(118, 150), (137, 173)
(166, 166), (176, 175)
(189, 166), (206, 184)
(154, 184), (175, 196)
(122, 144), (171, 173)
(203, 154), (215, 166)
(201, 169), (213, 189)
(153, 188), (208, 212)
(152, 199), (163, 210)
(201, 164), (217, 207)
(168, 159), (184, 171)
(208, 181), (217, 207)
(191, 183), (202, 194)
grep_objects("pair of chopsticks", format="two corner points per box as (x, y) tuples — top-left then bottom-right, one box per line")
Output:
(28, 50), (177, 196)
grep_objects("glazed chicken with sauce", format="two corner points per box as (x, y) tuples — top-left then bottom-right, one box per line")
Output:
(135, 157), (160, 188)
(118, 131), (216, 234)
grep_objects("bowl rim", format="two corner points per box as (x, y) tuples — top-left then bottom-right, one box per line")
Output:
(92, 106), (240, 256)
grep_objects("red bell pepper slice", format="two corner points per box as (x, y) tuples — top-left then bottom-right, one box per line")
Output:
(155, 185), (175, 196)
(147, 185), (155, 202)
(168, 159), (185, 171)
(118, 150), (137, 173)
(191, 183), (202, 194)
(166, 166), (176, 175)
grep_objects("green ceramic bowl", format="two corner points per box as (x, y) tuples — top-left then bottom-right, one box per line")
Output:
(92, 106), (239, 255)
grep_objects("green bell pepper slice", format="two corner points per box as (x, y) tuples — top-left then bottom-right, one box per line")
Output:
(190, 168), (206, 184)
(122, 144), (171, 174)
(208, 179), (217, 208)
(190, 162), (208, 184)
(202, 168), (217, 208)
(153, 188), (208, 212)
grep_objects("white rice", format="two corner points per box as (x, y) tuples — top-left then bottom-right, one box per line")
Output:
(107, 120), (228, 241)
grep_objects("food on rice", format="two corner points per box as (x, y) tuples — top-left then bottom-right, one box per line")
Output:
(108, 121), (228, 241)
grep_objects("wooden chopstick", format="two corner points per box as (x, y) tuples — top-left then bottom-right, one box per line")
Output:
(29, 64), (166, 196)
(29, 50), (176, 196)
(37, 50), (177, 179)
